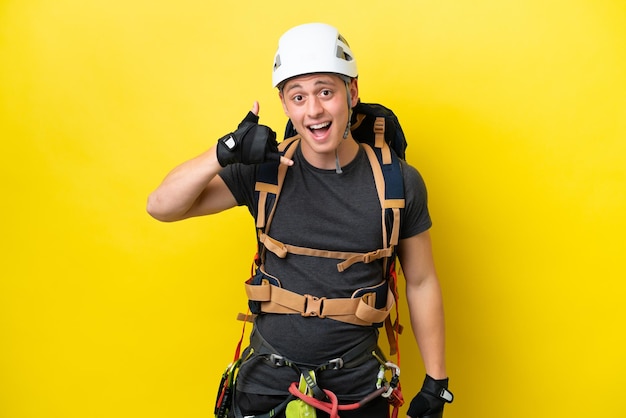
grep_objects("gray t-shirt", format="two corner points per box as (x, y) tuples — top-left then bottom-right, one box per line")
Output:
(219, 143), (431, 399)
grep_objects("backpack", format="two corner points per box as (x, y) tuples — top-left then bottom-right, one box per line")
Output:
(284, 100), (408, 159)
(248, 101), (408, 354)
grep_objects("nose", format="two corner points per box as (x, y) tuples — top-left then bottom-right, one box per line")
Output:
(306, 96), (323, 118)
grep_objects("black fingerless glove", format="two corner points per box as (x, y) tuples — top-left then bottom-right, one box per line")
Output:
(406, 375), (454, 418)
(216, 111), (280, 167)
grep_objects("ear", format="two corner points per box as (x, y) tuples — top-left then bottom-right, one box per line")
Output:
(349, 78), (359, 108)
(278, 91), (289, 117)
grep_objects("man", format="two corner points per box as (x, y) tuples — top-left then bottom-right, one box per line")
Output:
(147, 23), (452, 418)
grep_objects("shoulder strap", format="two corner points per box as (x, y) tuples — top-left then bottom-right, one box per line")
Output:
(362, 118), (405, 357)
(253, 121), (405, 271)
(254, 135), (300, 262)
(361, 117), (405, 253)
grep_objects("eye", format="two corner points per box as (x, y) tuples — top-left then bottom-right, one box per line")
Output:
(292, 94), (304, 103)
(320, 89), (333, 97)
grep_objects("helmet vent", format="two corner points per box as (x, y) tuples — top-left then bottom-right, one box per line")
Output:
(336, 46), (353, 62)
(274, 55), (281, 71)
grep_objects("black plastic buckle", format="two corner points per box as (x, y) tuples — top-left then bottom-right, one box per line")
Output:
(327, 358), (344, 370)
(269, 354), (286, 367)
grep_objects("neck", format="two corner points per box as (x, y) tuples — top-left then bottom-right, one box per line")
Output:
(300, 135), (360, 170)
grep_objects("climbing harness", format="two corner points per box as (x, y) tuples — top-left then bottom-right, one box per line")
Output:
(227, 328), (403, 418)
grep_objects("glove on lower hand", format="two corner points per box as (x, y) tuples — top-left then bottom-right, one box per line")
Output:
(216, 111), (280, 167)
(406, 375), (453, 418)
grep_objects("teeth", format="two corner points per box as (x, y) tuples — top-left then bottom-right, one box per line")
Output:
(309, 122), (330, 130)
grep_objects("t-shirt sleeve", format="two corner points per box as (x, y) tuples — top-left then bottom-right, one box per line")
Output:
(400, 161), (432, 239)
(217, 163), (257, 216)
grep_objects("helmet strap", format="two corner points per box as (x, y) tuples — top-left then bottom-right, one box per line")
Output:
(342, 78), (352, 140)
(335, 150), (343, 174)
(337, 78), (353, 174)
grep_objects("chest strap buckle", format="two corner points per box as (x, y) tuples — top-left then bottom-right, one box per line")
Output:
(302, 294), (327, 318)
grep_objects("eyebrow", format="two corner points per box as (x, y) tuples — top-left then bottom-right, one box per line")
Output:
(284, 78), (337, 93)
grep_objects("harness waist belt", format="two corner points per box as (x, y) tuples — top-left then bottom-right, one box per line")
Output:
(248, 327), (383, 371)
(245, 280), (395, 326)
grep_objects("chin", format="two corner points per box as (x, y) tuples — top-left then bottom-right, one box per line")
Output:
(304, 135), (342, 153)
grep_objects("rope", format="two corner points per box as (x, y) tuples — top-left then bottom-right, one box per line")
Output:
(288, 382), (387, 418)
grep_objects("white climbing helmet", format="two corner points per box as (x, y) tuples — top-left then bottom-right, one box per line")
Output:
(272, 23), (358, 88)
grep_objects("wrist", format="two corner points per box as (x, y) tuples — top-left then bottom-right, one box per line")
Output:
(216, 133), (238, 167)
(422, 374), (453, 403)
(425, 365), (447, 381)
(426, 372), (448, 381)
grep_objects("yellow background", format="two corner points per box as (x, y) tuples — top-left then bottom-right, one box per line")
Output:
(1, 1), (625, 417)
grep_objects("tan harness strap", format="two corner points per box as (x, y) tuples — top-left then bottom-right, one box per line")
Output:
(245, 279), (395, 326)
(259, 232), (394, 272)
(255, 136), (300, 229)
(336, 248), (395, 272)
(351, 113), (366, 130)
(255, 187), (270, 229)
(265, 137), (298, 233)
(373, 117), (391, 165)
(362, 143), (404, 248)
(390, 208), (401, 248)
(362, 143), (390, 251)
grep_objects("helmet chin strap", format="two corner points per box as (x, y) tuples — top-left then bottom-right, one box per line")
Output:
(336, 79), (353, 174)
(335, 151), (343, 174)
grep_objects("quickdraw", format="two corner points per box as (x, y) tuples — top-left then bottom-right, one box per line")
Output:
(373, 351), (404, 418)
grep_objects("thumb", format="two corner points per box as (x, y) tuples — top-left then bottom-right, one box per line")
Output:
(251, 101), (260, 116)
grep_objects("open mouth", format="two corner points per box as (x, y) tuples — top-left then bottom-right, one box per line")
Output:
(308, 121), (332, 138)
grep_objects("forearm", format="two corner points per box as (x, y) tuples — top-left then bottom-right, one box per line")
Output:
(146, 144), (225, 222)
(406, 277), (447, 379)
